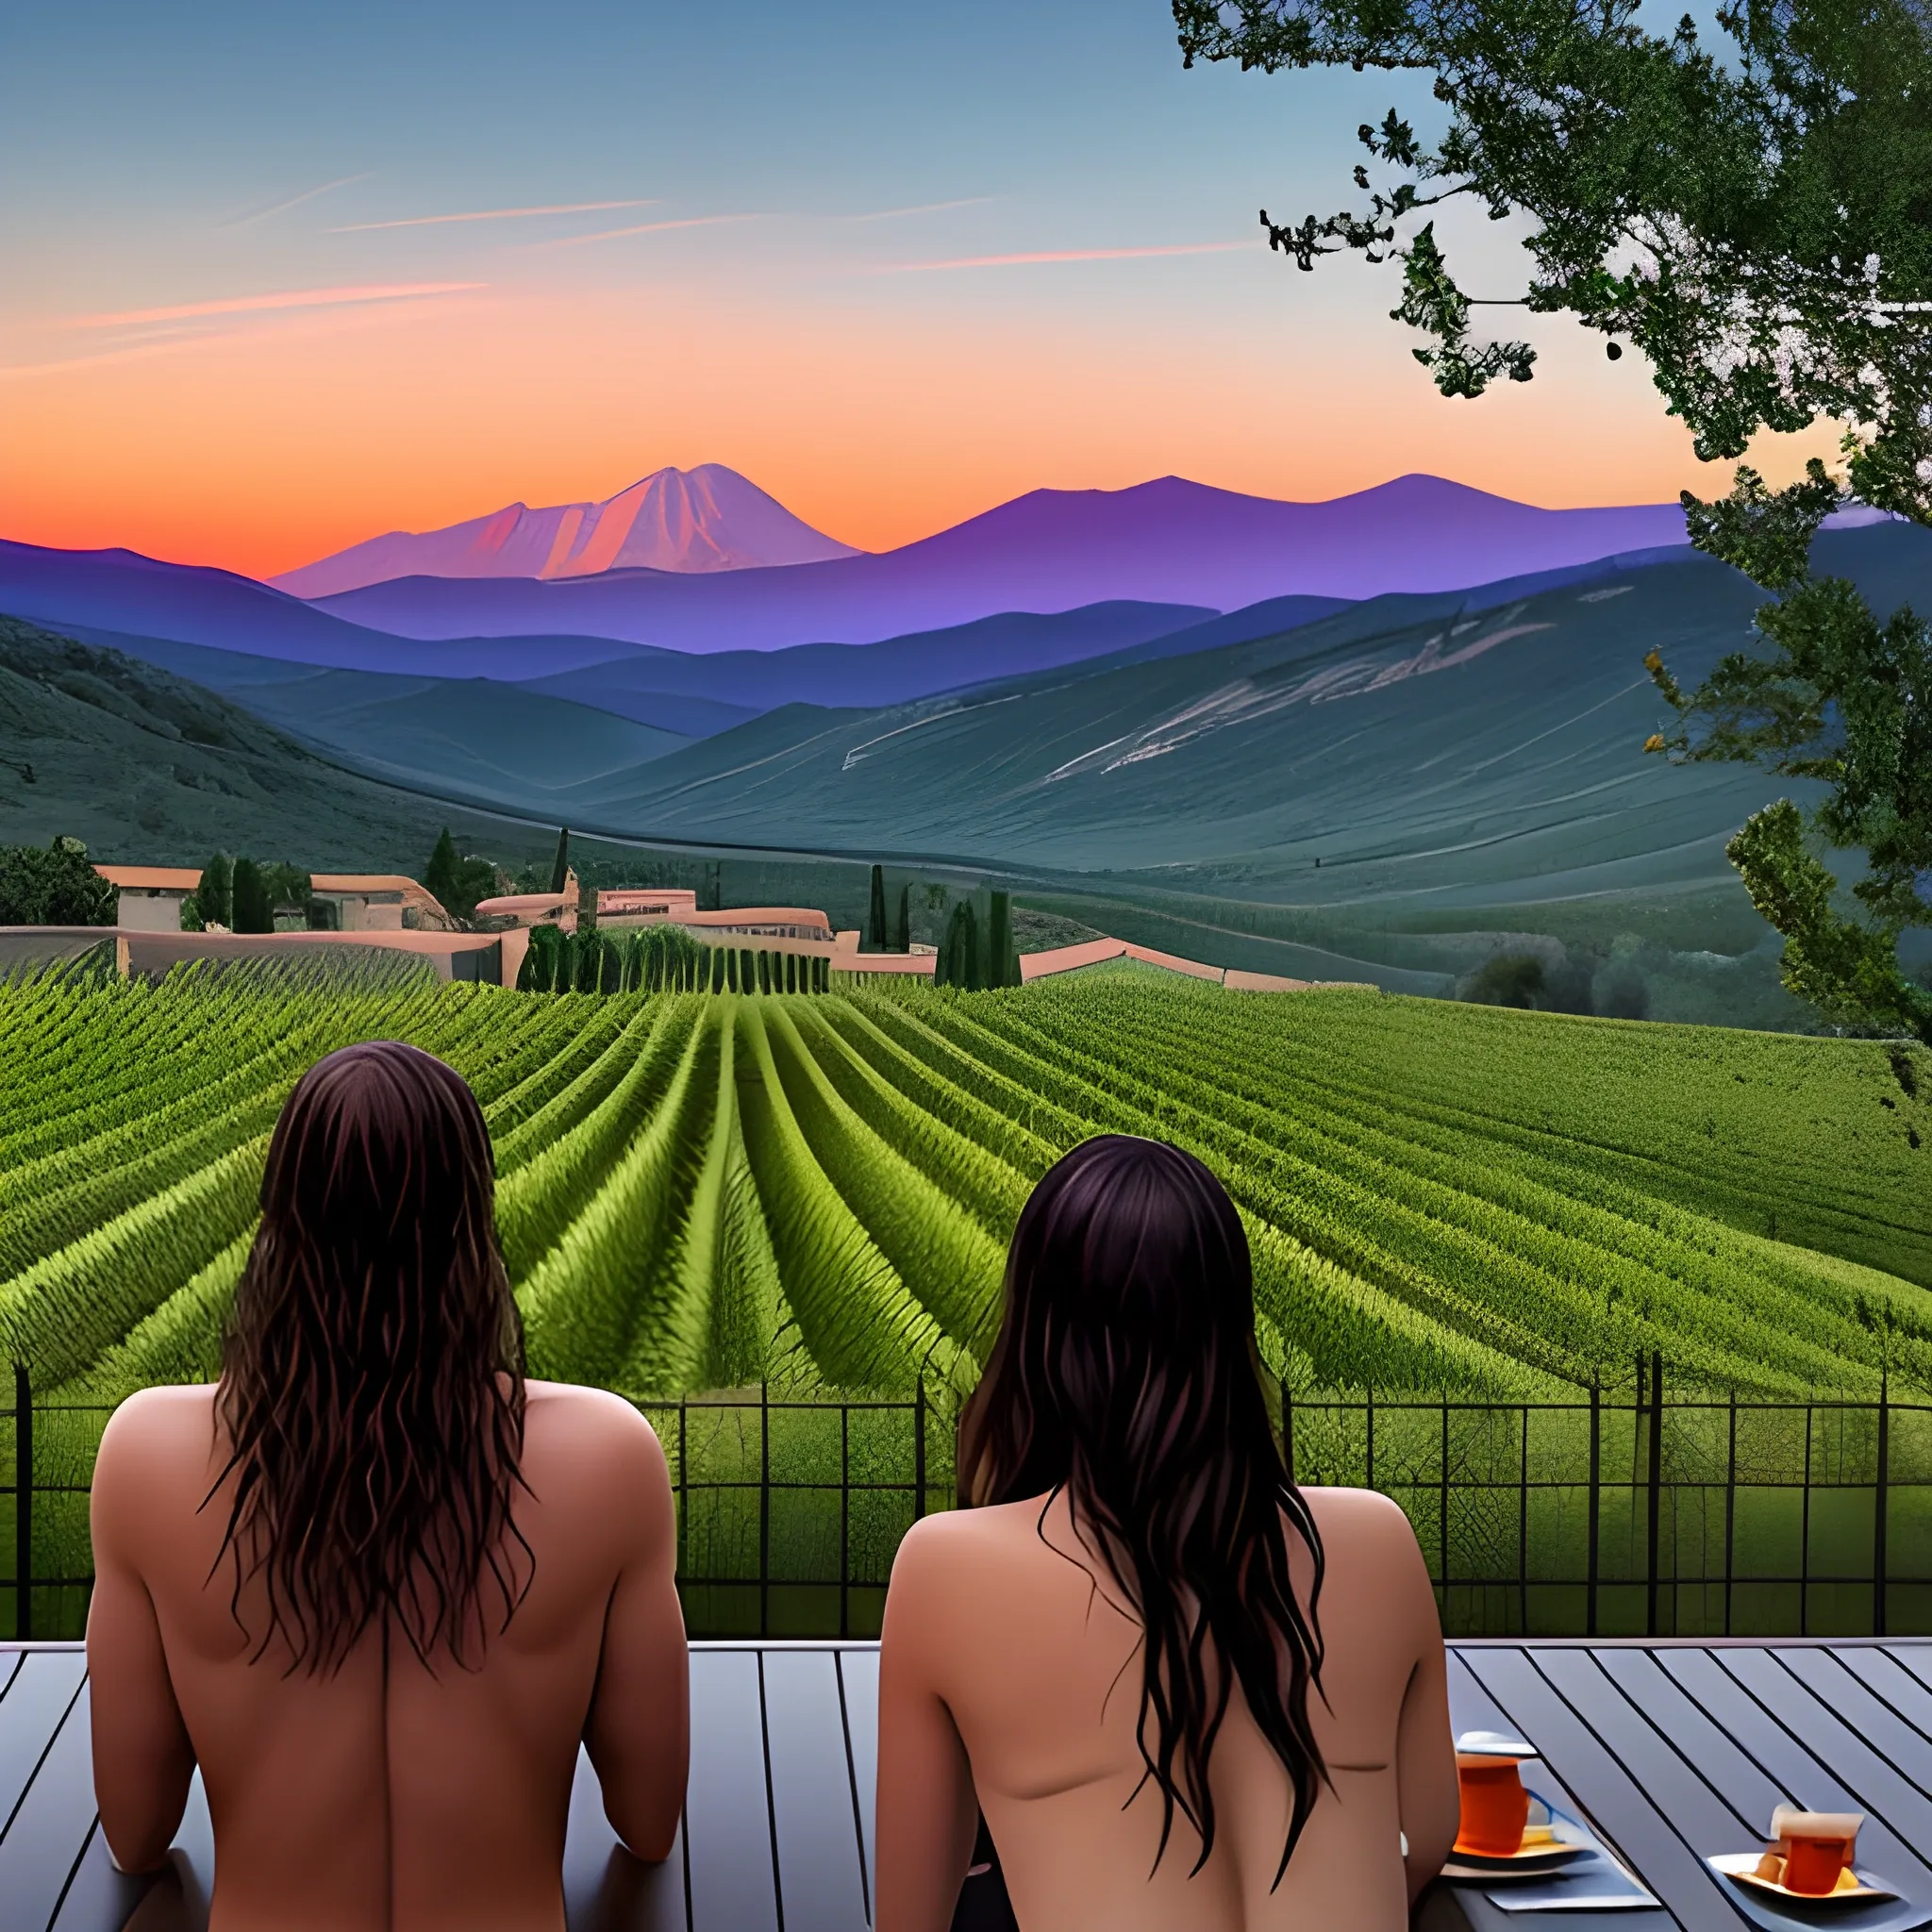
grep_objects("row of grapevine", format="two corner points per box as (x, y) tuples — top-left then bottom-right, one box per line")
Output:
(518, 922), (830, 996)
(0, 964), (1925, 1419)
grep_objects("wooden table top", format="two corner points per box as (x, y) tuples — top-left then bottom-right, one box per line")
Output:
(6, 1639), (1929, 1931)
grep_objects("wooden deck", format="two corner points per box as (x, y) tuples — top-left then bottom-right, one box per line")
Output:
(3, 1639), (1928, 1929)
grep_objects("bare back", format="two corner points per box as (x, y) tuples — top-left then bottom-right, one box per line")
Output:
(875, 1485), (1458, 1932)
(87, 1379), (688, 1932)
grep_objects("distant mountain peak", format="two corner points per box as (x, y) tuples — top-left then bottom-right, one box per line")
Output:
(271, 464), (861, 598)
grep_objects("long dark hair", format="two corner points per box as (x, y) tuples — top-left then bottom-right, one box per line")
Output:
(211, 1040), (530, 1673)
(958, 1135), (1325, 1885)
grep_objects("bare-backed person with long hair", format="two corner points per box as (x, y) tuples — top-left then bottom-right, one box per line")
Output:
(875, 1136), (1457, 1932)
(88, 1041), (688, 1932)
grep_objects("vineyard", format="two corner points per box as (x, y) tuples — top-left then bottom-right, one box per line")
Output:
(3, 961), (1930, 1637)
(2, 964), (1928, 1414)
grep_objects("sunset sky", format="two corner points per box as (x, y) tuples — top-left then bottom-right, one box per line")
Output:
(1, 0), (1835, 581)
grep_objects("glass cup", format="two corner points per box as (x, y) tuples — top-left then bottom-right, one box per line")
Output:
(1457, 1754), (1531, 1856)
(1772, 1807), (1861, 1896)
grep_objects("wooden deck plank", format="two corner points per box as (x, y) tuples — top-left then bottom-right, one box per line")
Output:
(1533, 1647), (1761, 1848)
(1590, 1649), (1788, 1840)
(1437, 1656), (1673, 1932)
(682, 1649), (777, 1932)
(561, 1746), (687, 1932)
(0, 1680), (109, 1932)
(1653, 1650), (1932, 1874)
(1650, 1649), (1932, 1913)
(838, 1648), (879, 1915)
(46, 1822), (149, 1932)
(760, 1649), (869, 1931)
(0, 1652), (86, 1836)
(1775, 1648), (1932, 1800)
(1709, 1649), (1932, 1853)
(1834, 1649), (1932, 1747)
(1458, 1646), (1740, 1932)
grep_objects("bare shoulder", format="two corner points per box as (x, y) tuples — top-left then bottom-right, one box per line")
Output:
(521, 1381), (669, 1484)
(1302, 1485), (1426, 1560)
(96, 1383), (219, 1472)
(1303, 1484), (1417, 1535)
(92, 1386), (221, 1553)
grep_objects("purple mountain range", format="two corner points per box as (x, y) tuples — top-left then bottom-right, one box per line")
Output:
(303, 474), (1690, 652)
(271, 464), (858, 598)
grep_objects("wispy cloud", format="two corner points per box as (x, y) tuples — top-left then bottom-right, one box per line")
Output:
(881, 241), (1257, 272)
(219, 174), (373, 229)
(541, 212), (764, 247)
(329, 198), (658, 233)
(72, 281), (485, 328)
(841, 196), (994, 222)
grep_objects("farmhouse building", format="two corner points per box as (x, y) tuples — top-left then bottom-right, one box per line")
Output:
(308, 874), (454, 933)
(94, 865), (200, 931)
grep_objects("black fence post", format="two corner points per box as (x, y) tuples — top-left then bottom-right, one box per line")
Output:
(676, 1399), (688, 1587)
(1724, 1388), (1738, 1638)
(1801, 1397), (1814, 1639)
(840, 1402), (851, 1641)
(1280, 1376), (1294, 1482)
(1365, 1388), (1376, 1493)
(1587, 1376), (1601, 1640)
(758, 1380), (771, 1640)
(1519, 1403), (1530, 1638)
(1875, 1372), (1890, 1639)
(1438, 1396), (1451, 1598)
(912, 1380), (927, 1522)
(13, 1364), (28, 1644)
(1646, 1350), (1664, 1639)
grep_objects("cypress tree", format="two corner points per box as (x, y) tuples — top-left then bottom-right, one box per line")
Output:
(425, 828), (460, 911)
(198, 854), (232, 928)
(988, 890), (1022, 988)
(867, 864), (889, 950)
(548, 827), (571, 896)
(894, 883), (911, 952)
(229, 858), (273, 933)
(938, 900), (980, 990)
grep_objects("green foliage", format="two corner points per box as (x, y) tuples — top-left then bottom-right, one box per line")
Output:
(0, 836), (115, 927)
(3, 969), (1926, 1414)
(1644, 463), (1932, 1040)
(935, 890), (1023, 990)
(1176, 3), (1932, 1037)
(867, 863), (889, 950)
(425, 826), (501, 923)
(196, 853), (232, 929)
(1176, 0), (1932, 464)
(227, 858), (272, 933)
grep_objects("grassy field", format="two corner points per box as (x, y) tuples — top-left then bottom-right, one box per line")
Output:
(2, 963), (1927, 1633)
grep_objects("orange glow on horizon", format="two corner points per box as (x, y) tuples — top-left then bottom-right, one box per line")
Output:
(0, 282), (1845, 583)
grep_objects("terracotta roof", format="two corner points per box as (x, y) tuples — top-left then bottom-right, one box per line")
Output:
(599, 888), (699, 912)
(94, 866), (200, 891)
(681, 908), (832, 931)
(474, 891), (573, 916)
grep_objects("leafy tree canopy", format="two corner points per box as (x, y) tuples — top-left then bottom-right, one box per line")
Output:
(0, 836), (115, 926)
(1178, 0), (1932, 1038)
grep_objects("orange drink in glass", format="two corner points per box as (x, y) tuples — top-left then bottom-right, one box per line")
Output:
(1772, 1807), (1860, 1896)
(1456, 1754), (1530, 1856)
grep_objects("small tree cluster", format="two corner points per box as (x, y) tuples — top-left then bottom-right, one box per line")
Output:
(0, 836), (115, 926)
(424, 827), (505, 925)
(935, 889), (1023, 991)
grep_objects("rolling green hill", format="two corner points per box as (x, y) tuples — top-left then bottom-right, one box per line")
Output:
(0, 617), (579, 874)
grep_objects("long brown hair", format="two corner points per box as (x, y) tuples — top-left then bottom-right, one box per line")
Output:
(211, 1040), (530, 1673)
(958, 1135), (1325, 1885)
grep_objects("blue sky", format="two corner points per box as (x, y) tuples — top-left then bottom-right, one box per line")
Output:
(1, 0), (1817, 572)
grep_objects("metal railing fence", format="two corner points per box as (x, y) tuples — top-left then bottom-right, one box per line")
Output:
(8, 1360), (1929, 1641)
